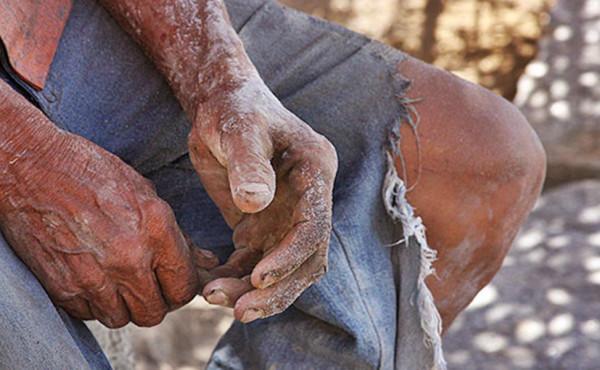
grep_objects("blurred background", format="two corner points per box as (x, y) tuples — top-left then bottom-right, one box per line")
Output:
(91, 0), (600, 369)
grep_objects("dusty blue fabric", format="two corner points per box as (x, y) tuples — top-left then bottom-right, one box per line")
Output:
(0, 0), (435, 369)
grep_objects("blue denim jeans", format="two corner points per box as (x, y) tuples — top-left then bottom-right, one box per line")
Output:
(0, 0), (445, 369)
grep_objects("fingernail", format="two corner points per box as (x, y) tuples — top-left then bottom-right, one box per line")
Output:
(260, 271), (278, 288)
(198, 249), (217, 260)
(241, 308), (265, 323)
(237, 182), (270, 195)
(206, 289), (230, 306)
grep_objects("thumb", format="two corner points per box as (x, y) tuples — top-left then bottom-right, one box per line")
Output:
(223, 123), (276, 214)
(183, 233), (220, 270)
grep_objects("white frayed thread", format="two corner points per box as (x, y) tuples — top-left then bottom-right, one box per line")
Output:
(383, 153), (447, 370)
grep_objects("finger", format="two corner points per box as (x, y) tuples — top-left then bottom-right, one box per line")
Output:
(183, 233), (221, 271)
(203, 276), (253, 308)
(193, 248), (220, 270)
(58, 297), (94, 321)
(155, 258), (198, 310)
(86, 283), (130, 329)
(183, 233), (220, 269)
(251, 221), (329, 289)
(146, 200), (200, 309)
(189, 132), (243, 227)
(250, 175), (333, 289)
(210, 247), (262, 278)
(234, 252), (328, 323)
(198, 269), (217, 288)
(222, 121), (276, 214)
(232, 212), (291, 252)
(119, 271), (168, 327)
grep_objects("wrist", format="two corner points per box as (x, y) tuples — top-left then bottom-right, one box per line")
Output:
(0, 97), (72, 196)
(0, 92), (63, 159)
(197, 75), (278, 115)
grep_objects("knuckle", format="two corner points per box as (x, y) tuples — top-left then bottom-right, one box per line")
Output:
(320, 136), (336, 157)
(317, 137), (338, 175)
(141, 199), (180, 240)
(57, 298), (89, 319)
(78, 273), (110, 292)
(305, 221), (332, 247)
(51, 289), (80, 303)
(311, 250), (329, 282)
(133, 308), (167, 327)
(139, 177), (157, 193)
(168, 293), (194, 309)
(103, 315), (130, 329)
(143, 198), (173, 219)
(166, 281), (197, 308)
(312, 268), (327, 283)
(109, 244), (148, 272)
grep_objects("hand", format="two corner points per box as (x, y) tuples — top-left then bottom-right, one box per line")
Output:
(189, 81), (338, 323)
(0, 116), (218, 328)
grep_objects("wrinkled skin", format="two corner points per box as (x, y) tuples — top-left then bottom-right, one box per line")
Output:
(0, 0), (546, 331)
(0, 82), (218, 328)
(99, 0), (339, 323)
(190, 85), (337, 322)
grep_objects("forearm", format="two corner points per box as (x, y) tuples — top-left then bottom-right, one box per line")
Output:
(98, 0), (260, 119)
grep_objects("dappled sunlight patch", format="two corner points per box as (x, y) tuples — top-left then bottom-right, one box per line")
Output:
(586, 271), (600, 285)
(446, 350), (470, 366)
(546, 337), (576, 358)
(583, 256), (600, 271)
(582, 0), (600, 17)
(526, 61), (549, 78)
(549, 100), (571, 120)
(587, 232), (600, 247)
(578, 71), (600, 87)
(466, 285), (499, 311)
(548, 313), (575, 336)
(545, 288), (573, 305)
(580, 320), (600, 339)
(553, 25), (573, 41)
(546, 234), (570, 249)
(485, 303), (515, 324)
(550, 79), (569, 99)
(578, 204), (600, 223)
(529, 89), (549, 108)
(526, 249), (547, 264)
(472, 332), (509, 353)
(505, 346), (536, 368)
(516, 229), (545, 250)
(515, 318), (546, 343)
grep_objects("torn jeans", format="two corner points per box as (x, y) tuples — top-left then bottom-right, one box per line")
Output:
(0, 0), (445, 369)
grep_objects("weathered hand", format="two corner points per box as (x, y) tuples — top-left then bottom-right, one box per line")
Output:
(0, 92), (218, 328)
(189, 82), (338, 323)
(95, 0), (337, 323)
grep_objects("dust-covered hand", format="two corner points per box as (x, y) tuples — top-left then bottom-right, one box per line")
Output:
(189, 81), (338, 323)
(95, 0), (338, 323)
(0, 83), (218, 328)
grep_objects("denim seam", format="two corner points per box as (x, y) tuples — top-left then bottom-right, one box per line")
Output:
(331, 227), (385, 370)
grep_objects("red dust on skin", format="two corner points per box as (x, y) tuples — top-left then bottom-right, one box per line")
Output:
(97, 0), (339, 324)
(0, 80), (219, 329)
(395, 56), (546, 332)
(0, 0), (545, 330)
